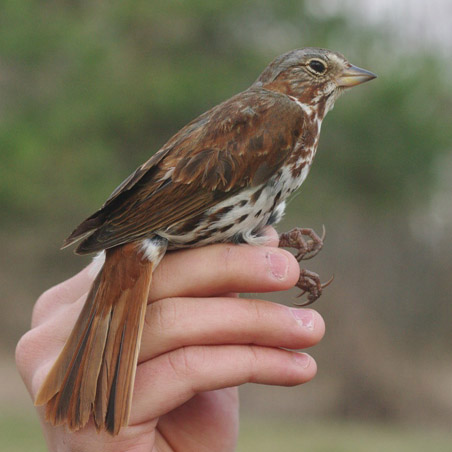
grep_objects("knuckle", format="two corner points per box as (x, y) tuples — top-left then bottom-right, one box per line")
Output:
(167, 346), (203, 380)
(147, 298), (179, 331)
(247, 298), (266, 322)
(16, 328), (53, 393)
(246, 346), (261, 383)
(32, 284), (69, 327)
(151, 258), (172, 292)
(33, 289), (53, 320)
(15, 330), (37, 376)
(37, 283), (67, 307)
(221, 244), (256, 280)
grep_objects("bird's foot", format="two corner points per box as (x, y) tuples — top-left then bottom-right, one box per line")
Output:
(279, 226), (332, 304)
(278, 226), (325, 261)
(293, 270), (334, 306)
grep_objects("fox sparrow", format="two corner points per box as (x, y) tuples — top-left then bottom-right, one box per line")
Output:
(35, 47), (376, 434)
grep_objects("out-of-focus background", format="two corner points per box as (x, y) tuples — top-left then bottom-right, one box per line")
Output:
(1, 1), (452, 450)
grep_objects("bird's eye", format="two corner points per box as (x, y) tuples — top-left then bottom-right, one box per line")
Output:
(308, 60), (326, 74)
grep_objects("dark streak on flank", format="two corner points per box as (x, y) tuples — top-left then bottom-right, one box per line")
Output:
(219, 223), (234, 233)
(251, 186), (265, 204)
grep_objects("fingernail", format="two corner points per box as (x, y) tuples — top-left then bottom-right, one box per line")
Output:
(293, 353), (311, 368)
(290, 308), (315, 330)
(267, 251), (288, 280)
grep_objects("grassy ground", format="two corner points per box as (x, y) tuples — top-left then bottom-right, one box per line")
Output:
(2, 414), (452, 452)
(237, 419), (452, 452)
(0, 414), (47, 452)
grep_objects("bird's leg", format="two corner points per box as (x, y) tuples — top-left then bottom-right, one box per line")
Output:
(278, 226), (325, 261)
(279, 226), (332, 304)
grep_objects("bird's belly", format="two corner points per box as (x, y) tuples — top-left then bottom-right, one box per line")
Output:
(158, 164), (310, 249)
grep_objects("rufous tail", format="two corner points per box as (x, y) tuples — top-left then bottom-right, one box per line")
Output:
(35, 243), (154, 435)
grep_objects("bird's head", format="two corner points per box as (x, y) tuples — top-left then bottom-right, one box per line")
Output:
(254, 47), (376, 117)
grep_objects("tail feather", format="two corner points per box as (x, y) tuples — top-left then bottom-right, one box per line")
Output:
(35, 243), (154, 435)
(94, 261), (152, 433)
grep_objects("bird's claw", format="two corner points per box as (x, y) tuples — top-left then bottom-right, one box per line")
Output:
(279, 226), (326, 262)
(293, 271), (334, 307)
(279, 226), (332, 305)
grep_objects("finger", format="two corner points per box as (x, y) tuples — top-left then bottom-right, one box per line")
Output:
(149, 244), (300, 301)
(30, 260), (99, 329)
(17, 295), (88, 391)
(130, 345), (317, 425)
(24, 242), (301, 365)
(141, 297), (325, 361)
(261, 226), (280, 247)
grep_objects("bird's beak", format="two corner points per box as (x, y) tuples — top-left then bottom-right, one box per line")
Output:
(336, 64), (377, 87)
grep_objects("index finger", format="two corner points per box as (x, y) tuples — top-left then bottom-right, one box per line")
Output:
(149, 242), (299, 301)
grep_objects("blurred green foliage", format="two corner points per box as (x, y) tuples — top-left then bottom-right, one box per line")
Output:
(0, 413), (46, 452)
(317, 57), (452, 211)
(3, 0), (450, 229)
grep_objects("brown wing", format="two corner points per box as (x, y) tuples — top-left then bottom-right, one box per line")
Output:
(65, 88), (305, 254)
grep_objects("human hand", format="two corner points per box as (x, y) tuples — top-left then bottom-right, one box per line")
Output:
(16, 227), (325, 452)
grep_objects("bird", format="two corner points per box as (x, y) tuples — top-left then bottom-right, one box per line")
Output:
(34, 47), (376, 435)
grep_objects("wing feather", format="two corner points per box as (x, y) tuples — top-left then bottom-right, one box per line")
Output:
(67, 88), (305, 254)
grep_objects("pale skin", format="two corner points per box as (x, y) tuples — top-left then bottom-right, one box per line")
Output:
(16, 227), (325, 452)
